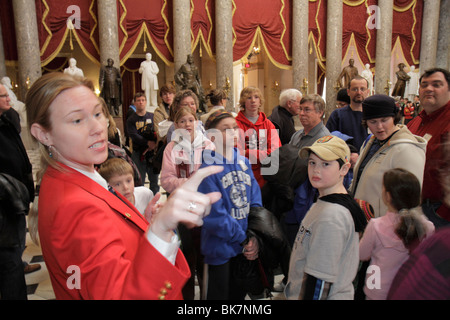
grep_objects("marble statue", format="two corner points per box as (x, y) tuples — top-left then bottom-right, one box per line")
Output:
(361, 64), (374, 96)
(139, 53), (159, 109)
(405, 66), (419, 100)
(64, 58), (84, 78)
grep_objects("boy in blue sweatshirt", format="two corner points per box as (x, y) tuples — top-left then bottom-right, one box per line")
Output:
(198, 110), (262, 300)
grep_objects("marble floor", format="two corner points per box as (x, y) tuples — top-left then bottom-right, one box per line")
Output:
(23, 148), (285, 300)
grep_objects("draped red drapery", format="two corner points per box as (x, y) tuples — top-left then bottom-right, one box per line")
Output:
(0, 0), (424, 71)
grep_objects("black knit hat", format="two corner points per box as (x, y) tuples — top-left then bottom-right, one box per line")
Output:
(204, 109), (234, 130)
(337, 88), (350, 104)
(362, 94), (398, 120)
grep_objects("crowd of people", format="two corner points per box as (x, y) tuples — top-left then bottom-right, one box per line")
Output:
(0, 67), (448, 300)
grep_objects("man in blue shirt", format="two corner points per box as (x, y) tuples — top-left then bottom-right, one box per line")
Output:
(326, 76), (369, 151)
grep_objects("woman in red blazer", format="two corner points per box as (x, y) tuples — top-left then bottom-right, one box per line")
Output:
(26, 73), (221, 300)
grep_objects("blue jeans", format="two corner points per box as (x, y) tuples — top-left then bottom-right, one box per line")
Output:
(131, 151), (160, 195)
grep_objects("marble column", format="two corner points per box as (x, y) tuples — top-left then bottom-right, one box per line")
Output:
(436, 0), (449, 70)
(420, 0), (440, 73)
(325, 0), (343, 120)
(97, 0), (120, 68)
(173, 0), (191, 75)
(292, 0), (309, 93)
(374, 0), (393, 95)
(0, 19), (6, 78)
(215, 0), (234, 111)
(12, 0), (42, 101)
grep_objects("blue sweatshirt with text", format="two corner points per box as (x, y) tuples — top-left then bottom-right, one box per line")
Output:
(198, 148), (262, 265)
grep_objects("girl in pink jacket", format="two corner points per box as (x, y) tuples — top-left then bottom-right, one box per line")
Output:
(359, 168), (434, 300)
(160, 106), (215, 194)
(159, 106), (215, 299)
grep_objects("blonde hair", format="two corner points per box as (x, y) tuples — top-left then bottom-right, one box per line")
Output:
(25, 72), (98, 246)
(169, 89), (199, 121)
(26, 72), (98, 180)
(99, 97), (119, 142)
(98, 158), (134, 183)
(239, 86), (264, 110)
(174, 105), (197, 124)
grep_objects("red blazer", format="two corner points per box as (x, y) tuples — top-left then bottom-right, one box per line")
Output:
(38, 163), (190, 300)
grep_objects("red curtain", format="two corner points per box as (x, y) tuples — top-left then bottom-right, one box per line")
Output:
(0, 0), (17, 62)
(118, 0), (173, 64)
(191, 0), (215, 58)
(342, 0), (377, 67)
(392, 0), (423, 66)
(0, 0), (424, 72)
(232, 0), (292, 67)
(121, 58), (142, 123)
(36, 0), (100, 66)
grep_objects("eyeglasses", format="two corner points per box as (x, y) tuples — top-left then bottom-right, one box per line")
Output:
(298, 107), (315, 113)
(0, 94), (9, 99)
(349, 87), (367, 92)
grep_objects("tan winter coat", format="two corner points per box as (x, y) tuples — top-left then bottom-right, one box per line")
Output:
(349, 125), (427, 218)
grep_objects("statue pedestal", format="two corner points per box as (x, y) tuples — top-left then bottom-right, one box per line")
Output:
(146, 105), (157, 113)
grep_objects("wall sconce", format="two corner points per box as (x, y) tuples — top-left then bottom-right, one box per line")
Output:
(301, 78), (309, 95)
(333, 80), (341, 92)
(384, 80), (392, 95)
(272, 80), (280, 96)
(247, 46), (261, 61)
(223, 77), (231, 95)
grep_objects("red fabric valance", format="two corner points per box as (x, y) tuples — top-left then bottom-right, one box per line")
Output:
(118, 0), (173, 65)
(232, 0), (292, 68)
(191, 0), (215, 59)
(0, 0), (424, 71)
(36, 0), (100, 66)
(342, 0), (377, 67)
(392, 0), (423, 66)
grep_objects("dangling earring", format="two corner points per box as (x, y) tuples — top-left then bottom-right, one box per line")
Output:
(48, 145), (53, 158)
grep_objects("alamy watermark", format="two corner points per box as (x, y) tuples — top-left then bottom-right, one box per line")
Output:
(367, 5), (381, 30)
(67, 5), (81, 30)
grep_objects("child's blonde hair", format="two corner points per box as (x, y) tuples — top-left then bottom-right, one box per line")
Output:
(174, 105), (197, 124)
(98, 158), (134, 183)
(238, 86), (264, 110)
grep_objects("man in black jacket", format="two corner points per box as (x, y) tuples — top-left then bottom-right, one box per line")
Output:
(268, 89), (302, 145)
(0, 84), (36, 299)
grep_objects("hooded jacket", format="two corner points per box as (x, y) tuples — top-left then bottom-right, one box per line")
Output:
(349, 125), (427, 217)
(235, 111), (281, 188)
(198, 148), (262, 265)
(359, 211), (434, 300)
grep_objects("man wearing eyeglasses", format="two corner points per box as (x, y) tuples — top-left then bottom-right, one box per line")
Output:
(326, 75), (369, 151)
(407, 68), (450, 228)
(0, 84), (36, 299)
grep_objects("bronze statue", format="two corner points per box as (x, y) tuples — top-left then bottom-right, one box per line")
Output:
(174, 54), (207, 113)
(391, 63), (410, 98)
(338, 58), (359, 89)
(99, 58), (122, 116)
